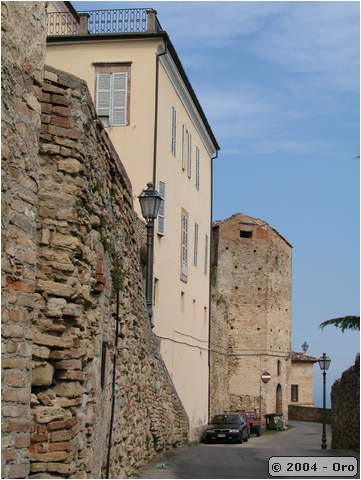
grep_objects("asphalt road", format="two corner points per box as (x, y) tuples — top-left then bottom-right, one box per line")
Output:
(137, 422), (358, 479)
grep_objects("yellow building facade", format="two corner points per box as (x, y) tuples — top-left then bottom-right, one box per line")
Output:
(46, 4), (219, 438)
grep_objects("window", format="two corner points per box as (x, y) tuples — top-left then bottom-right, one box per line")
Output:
(181, 125), (185, 170)
(157, 181), (166, 235)
(96, 71), (128, 126)
(181, 291), (185, 315)
(291, 384), (299, 402)
(195, 147), (200, 190)
(204, 234), (209, 274)
(277, 360), (281, 376)
(171, 106), (176, 156)
(240, 230), (252, 238)
(180, 209), (189, 281)
(187, 131), (192, 178)
(193, 222), (199, 266)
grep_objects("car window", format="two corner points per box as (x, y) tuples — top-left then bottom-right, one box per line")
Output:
(212, 415), (243, 424)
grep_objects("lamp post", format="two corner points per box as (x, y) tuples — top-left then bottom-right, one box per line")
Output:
(138, 182), (162, 328)
(318, 352), (331, 449)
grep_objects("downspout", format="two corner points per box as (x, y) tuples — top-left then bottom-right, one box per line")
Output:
(106, 289), (120, 478)
(208, 149), (218, 422)
(152, 39), (168, 185)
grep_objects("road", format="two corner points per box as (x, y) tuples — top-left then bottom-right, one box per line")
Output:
(137, 422), (358, 479)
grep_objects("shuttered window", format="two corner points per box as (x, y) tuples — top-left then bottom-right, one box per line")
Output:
(157, 181), (166, 235)
(194, 223), (199, 266)
(187, 131), (192, 178)
(96, 72), (128, 127)
(171, 106), (176, 156)
(181, 124), (185, 171)
(181, 209), (189, 281)
(195, 147), (200, 190)
(204, 234), (209, 274)
(291, 384), (299, 402)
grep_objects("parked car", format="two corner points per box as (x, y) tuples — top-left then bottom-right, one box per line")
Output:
(242, 409), (262, 437)
(201, 413), (250, 444)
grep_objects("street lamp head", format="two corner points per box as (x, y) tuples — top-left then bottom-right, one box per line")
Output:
(318, 352), (331, 371)
(138, 182), (162, 222)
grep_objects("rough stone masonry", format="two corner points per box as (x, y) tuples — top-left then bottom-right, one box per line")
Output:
(2, 3), (188, 478)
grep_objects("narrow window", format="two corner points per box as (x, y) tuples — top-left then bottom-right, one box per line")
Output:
(157, 181), (166, 235)
(101, 341), (107, 389)
(277, 360), (281, 376)
(204, 234), (209, 274)
(153, 278), (159, 305)
(96, 71), (128, 127)
(181, 124), (185, 170)
(180, 209), (189, 281)
(240, 230), (252, 238)
(195, 146), (200, 190)
(193, 222), (199, 266)
(171, 106), (176, 156)
(187, 132), (192, 178)
(291, 384), (299, 402)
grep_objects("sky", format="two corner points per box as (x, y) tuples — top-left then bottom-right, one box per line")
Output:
(73, 0), (360, 407)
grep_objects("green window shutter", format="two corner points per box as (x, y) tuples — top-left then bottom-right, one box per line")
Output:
(96, 73), (111, 118)
(111, 72), (127, 126)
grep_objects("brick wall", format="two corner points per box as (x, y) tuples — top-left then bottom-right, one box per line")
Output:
(331, 355), (359, 451)
(210, 214), (292, 425)
(2, 4), (189, 477)
(29, 65), (189, 478)
(1, 2), (46, 478)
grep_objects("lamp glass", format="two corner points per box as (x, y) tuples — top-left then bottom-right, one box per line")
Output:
(318, 354), (331, 371)
(138, 183), (162, 221)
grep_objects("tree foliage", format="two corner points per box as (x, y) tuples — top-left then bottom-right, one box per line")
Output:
(319, 316), (360, 333)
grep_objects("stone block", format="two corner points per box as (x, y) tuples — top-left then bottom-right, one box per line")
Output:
(53, 381), (83, 398)
(52, 106), (70, 117)
(36, 280), (75, 298)
(34, 406), (72, 424)
(57, 158), (82, 174)
(32, 362), (54, 386)
(33, 331), (73, 349)
(46, 298), (67, 317)
(32, 345), (50, 359)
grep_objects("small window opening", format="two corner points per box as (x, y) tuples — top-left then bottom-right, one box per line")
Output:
(240, 230), (252, 238)
(101, 341), (107, 389)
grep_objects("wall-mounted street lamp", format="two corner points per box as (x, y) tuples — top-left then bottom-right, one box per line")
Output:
(318, 352), (331, 450)
(138, 182), (162, 328)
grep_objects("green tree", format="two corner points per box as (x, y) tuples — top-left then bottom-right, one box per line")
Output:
(320, 316), (360, 333)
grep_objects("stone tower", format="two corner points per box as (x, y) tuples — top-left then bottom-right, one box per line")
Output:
(210, 213), (292, 424)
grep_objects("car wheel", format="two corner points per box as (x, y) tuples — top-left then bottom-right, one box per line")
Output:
(243, 429), (248, 442)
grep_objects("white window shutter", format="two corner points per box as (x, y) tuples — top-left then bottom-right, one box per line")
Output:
(196, 147), (200, 190)
(111, 72), (127, 126)
(157, 181), (166, 235)
(181, 125), (185, 170)
(194, 222), (199, 266)
(204, 234), (209, 274)
(181, 211), (188, 278)
(96, 73), (111, 118)
(187, 133), (192, 178)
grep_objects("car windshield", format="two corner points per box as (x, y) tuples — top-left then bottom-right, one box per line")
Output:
(211, 415), (241, 424)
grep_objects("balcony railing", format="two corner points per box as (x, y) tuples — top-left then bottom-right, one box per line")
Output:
(47, 8), (163, 36)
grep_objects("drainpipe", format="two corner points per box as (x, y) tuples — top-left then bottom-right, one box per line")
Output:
(152, 38), (168, 186)
(208, 149), (218, 422)
(106, 289), (120, 478)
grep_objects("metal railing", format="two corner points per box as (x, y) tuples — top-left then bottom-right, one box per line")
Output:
(47, 8), (163, 36)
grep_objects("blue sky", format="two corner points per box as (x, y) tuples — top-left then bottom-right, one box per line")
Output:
(74, 1), (359, 406)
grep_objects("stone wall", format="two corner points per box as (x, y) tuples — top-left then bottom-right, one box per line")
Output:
(331, 355), (359, 451)
(1, 3), (47, 478)
(210, 214), (292, 425)
(30, 65), (189, 478)
(2, 4), (189, 476)
(209, 290), (230, 418)
(288, 405), (331, 424)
